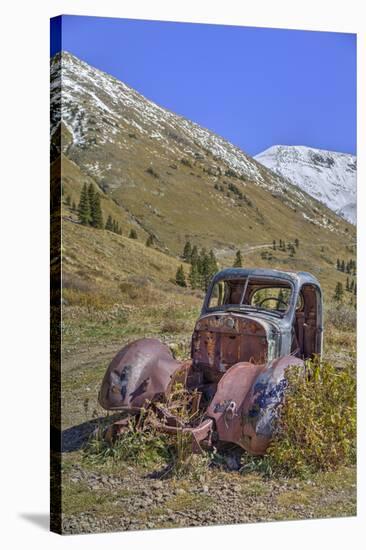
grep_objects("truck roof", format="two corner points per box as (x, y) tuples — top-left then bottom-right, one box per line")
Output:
(211, 267), (321, 289)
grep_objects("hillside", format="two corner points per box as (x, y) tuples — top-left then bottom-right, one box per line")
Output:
(51, 51), (356, 300)
(255, 145), (356, 224)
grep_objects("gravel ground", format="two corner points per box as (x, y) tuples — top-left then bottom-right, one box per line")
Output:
(60, 459), (356, 534)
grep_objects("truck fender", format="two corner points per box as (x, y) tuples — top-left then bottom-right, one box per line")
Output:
(98, 338), (185, 412)
(207, 356), (304, 454)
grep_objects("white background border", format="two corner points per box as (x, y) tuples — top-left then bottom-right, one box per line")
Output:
(1, 1), (364, 548)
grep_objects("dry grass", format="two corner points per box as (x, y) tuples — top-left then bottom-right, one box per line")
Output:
(325, 303), (356, 331)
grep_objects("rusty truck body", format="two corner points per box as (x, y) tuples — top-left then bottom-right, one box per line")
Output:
(99, 268), (323, 454)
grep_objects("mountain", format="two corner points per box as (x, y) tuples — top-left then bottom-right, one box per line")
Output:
(254, 145), (356, 224)
(51, 51), (356, 297)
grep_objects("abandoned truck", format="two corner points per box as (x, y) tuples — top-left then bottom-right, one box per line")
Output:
(99, 268), (323, 454)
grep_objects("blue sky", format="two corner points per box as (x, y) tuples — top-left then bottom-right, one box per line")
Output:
(51, 16), (356, 156)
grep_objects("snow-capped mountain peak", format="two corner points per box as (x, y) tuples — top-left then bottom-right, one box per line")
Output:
(254, 145), (356, 224)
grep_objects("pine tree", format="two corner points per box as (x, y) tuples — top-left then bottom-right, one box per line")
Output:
(233, 250), (242, 268)
(272, 240), (276, 250)
(340, 260), (345, 272)
(294, 238), (299, 248)
(195, 248), (206, 290)
(87, 184), (95, 212)
(78, 183), (91, 225)
(182, 241), (192, 261)
(208, 250), (218, 275)
(105, 215), (113, 231)
(333, 282), (344, 302)
(201, 252), (212, 291)
(190, 245), (198, 265)
(175, 265), (187, 287)
(288, 244), (295, 257)
(336, 258), (340, 271)
(91, 193), (103, 228)
(189, 261), (199, 289)
(129, 228), (138, 239)
(146, 234), (154, 247)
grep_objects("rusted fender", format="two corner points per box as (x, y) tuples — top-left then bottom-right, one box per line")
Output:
(98, 338), (187, 412)
(207, 356), (304, 455)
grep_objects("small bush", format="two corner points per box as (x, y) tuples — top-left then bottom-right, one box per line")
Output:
(160, 307), (190, 334)
(180, 158), (192, 168)
(261, 358), (356, 478)
(325, 303), (356, 331)
(62, 288), (116, 310)
(161, 318), (188, 334)
(119, 277), (163, 305)
(62, 272), (93, 293)
(84, 417), (170, 469)
(146, 166), (159, 178)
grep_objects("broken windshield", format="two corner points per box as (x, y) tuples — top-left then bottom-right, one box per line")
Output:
(207, 277), (293, 315)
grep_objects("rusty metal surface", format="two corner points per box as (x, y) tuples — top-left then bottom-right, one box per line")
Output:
(98, 338), (186, 411)
(191, 314), (268, 382)
(149, 415), (214, 453)
(207, 356), (304, 454)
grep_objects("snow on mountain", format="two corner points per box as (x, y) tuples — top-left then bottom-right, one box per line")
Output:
(50, 51), (263, 183)
(254, 145), (356, 224)
(50, 52), (351, 234)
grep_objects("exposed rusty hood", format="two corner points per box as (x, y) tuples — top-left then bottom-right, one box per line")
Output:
(191, 312), (280, 382)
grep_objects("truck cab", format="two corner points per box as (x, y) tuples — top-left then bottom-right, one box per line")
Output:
(191, 268), (322, 383)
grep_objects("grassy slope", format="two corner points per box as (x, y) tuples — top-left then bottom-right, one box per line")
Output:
(56, 155), (146, 238)
(62, 219), (187, 289)
(61, 214), (355, 301)
(59, 150), (356, 300)
(113, 155), (355, 297)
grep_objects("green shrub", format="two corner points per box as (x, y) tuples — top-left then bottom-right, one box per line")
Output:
(262, 358), (356, 477)
(84, 417), (170, 469)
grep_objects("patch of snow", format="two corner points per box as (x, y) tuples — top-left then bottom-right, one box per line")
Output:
(255, 145), (356, 224)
